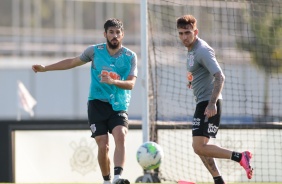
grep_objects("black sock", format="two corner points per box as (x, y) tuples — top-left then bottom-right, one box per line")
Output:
(213, 176), (225, 184)
(114, 166), (123, 175)
(231, 151), (242, 162)
(103, 174), (111, 181)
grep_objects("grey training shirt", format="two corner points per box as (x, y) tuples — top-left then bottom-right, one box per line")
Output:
(186, 37), (223, 103)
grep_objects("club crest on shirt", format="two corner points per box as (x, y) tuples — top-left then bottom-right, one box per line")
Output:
(188, 54), (194, 66)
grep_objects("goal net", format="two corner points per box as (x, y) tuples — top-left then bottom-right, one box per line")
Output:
(147, 0), (282, 183)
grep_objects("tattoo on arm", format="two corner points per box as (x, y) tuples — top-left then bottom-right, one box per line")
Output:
(210, 71), (225, 104)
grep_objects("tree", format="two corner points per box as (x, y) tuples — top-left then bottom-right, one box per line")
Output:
(237, 1), (282, 118)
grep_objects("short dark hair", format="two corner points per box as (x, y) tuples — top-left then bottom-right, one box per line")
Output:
(176, 15), (197, 30)
(104, 18), (124, 32)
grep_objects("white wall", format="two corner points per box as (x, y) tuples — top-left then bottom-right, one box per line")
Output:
(14, 129), (144, 183)
(14, 128), (282, 183)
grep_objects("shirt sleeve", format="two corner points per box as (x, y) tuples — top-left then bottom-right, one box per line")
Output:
(79, 45), (94, 62)
(129, 53), (138, 77)
(199, 47), (222, 75)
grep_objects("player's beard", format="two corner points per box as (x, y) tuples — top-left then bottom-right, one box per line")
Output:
(107, 38), (120, 49)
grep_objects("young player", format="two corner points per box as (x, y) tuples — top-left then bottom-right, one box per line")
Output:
(176, 14), (253, 184)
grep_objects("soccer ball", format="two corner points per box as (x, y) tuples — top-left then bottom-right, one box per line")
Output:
(136, 141), (164, 170)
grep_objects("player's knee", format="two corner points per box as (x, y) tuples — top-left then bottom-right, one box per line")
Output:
(95, 137), (110, 152)
(113, 126), (127, 139)
(98, 143), (110, 153)
(192, 143), (204, 156)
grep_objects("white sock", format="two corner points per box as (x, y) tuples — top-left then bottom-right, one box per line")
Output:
(113, 175), (121, 181)
(103, 180), (111, 184)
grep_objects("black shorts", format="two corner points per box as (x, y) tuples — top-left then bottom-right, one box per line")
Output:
(192, 100), (222, 138)
(87, 99), (129, 138)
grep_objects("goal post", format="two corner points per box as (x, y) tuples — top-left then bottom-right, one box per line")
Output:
(140, 0), (150, 143)
(144, 0), (282, 183)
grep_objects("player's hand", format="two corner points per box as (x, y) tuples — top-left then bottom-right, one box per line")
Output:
(32, 64), (46, 73)
(204, 103), (217, 118)
(99, 74), (115, 85)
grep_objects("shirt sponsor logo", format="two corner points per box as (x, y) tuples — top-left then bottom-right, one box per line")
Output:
(187, 72), (193, 82)
(101, 70), (120, 80)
